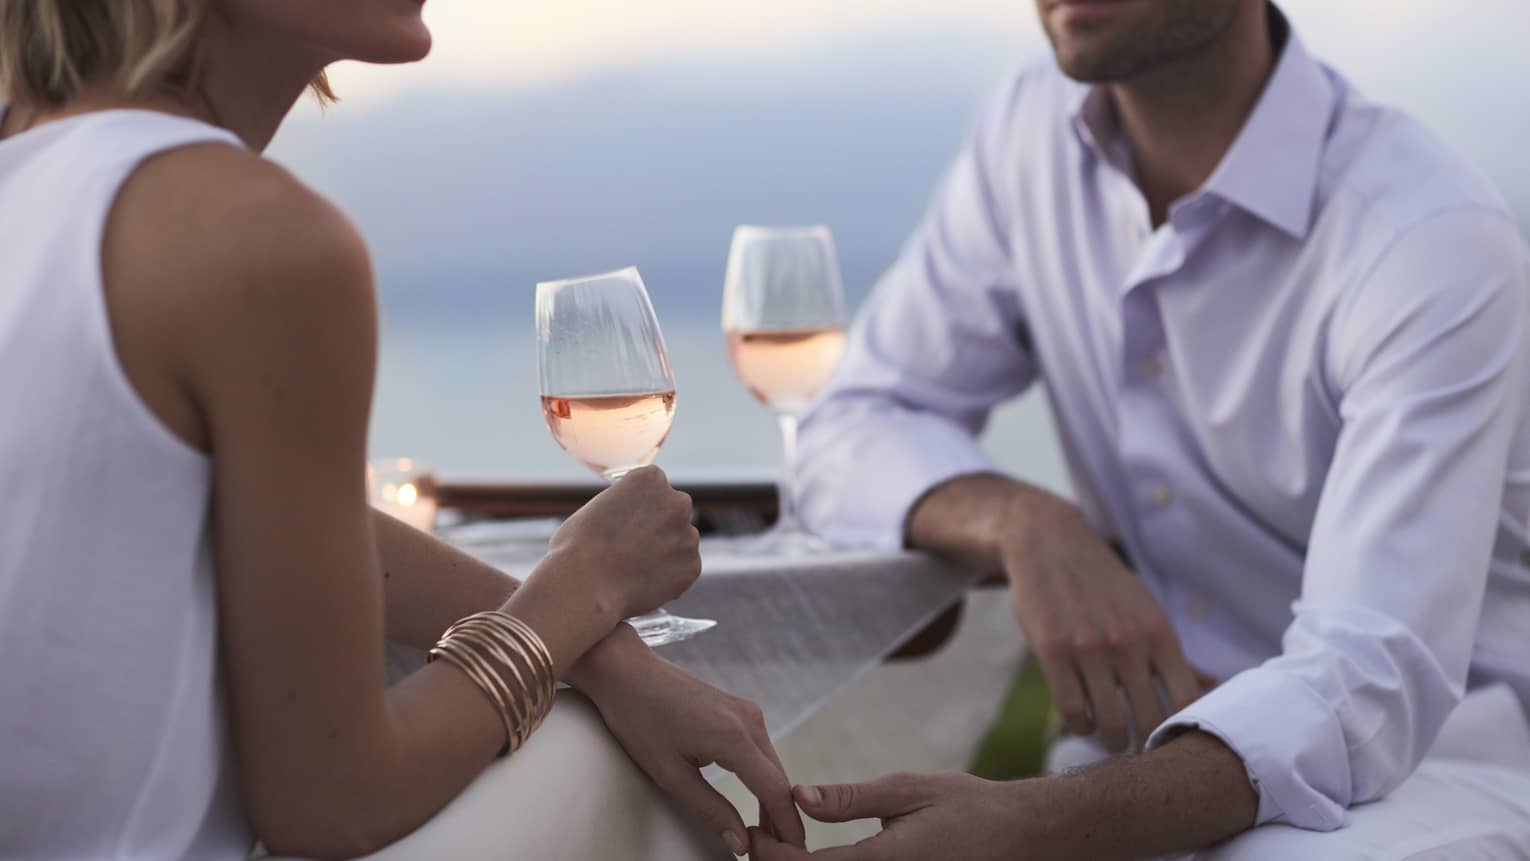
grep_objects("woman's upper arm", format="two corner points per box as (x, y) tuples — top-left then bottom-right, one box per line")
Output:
(129, 149), (397, 833)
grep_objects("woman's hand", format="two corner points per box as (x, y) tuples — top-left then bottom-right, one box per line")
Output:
(542, 465), (702, 621)
(573, 632), (806, 857)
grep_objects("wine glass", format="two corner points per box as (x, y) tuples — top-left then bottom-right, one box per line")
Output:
(535, 266), (716, 647)
(722, 225), (848, 552)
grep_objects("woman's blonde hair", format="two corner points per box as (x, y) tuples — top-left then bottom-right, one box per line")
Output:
(0, 0), (333, 108)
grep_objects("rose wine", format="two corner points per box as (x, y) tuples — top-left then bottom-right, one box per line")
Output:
(540, 390), (677, 479)
(725, 327), (847, 413)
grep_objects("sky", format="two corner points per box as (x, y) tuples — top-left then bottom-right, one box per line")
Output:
(292, 0), (1530, 228)
(274, 0), (1530, 278)
(322, 0), (1047, 100)
(318, 0), (1527, 105)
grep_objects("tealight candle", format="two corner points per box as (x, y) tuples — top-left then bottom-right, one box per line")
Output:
(368, 457), (438, 533)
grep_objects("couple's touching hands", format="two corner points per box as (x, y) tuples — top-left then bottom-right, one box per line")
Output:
(745, 473), (1247, 859)
(749, 730), (1255, 860)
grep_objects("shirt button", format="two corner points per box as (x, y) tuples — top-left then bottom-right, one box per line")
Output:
(1138, 355), (1162, 379)
(1149, 485), (1174, 508)
(1190, 599), (1210, 619)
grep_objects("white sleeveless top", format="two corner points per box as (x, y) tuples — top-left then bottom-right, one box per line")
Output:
(0, 108), (252, 859)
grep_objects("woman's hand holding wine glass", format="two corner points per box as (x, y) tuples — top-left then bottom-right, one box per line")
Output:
(544, 465), (702, 622)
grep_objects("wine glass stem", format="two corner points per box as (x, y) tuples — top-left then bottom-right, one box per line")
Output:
(775, 411), (803, 533)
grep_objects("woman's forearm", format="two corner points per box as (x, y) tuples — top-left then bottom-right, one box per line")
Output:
(372, 508), (652, 687)
(265, 513), (627, 858)
(373, 509), (520, 649)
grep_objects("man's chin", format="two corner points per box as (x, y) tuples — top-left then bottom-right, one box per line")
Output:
(1053, 45), (1140, 84)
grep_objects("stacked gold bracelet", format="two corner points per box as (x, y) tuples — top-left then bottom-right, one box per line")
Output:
(428, 610), (556, 757)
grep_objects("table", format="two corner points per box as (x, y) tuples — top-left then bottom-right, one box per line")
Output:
(387, 522), (984, 743)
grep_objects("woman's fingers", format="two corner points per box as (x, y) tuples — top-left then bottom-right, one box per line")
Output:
(651, 762), (750, 856)
(717, 739), (805, 850)
(752, 722), (805, 846)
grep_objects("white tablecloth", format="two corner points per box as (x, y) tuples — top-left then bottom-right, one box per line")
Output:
(388, 525), (982, 743)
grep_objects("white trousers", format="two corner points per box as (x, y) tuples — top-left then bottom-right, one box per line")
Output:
(270, 690), (727, 861)
(1048, 685), (1530, 860)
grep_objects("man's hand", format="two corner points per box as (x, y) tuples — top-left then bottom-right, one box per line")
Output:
(908, 475), (1205, 752)
(1001, 494), (1205, 750)
(749, 732), (1258, 861)
(747, 772), (1028, 861)
(572, 628), (805, 857)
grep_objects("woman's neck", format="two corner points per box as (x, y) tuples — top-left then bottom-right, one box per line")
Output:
(189, 13), (329, 151)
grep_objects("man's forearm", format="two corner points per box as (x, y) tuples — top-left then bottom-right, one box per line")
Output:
(905, 473), (1074, 569)
(372, 509), (655, 688)
(1034, 730), (1258, 859)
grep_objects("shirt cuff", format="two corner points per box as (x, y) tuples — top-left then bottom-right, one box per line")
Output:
(798, 407), (997, 550)
(1146, 668), (1351, 831)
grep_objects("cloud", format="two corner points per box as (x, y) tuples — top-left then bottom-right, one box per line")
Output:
(320, 0), (1041, 105)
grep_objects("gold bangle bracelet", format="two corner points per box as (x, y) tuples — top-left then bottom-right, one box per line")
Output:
(429, 640), (518, 755)
(428, 611), (556, 756)
(455, 623), (534, 738)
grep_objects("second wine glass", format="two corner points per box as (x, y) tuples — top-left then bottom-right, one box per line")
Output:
(536, 266), (716, 647)
(723, 225), (848, 552)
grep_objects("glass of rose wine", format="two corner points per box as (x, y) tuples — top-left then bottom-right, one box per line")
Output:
(536, 267), (716, 647)
(723, 225), (848, 552)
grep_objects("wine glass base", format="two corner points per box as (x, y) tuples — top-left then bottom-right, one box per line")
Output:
(736, 526), (832, 557)
(629, 608), (718, 647)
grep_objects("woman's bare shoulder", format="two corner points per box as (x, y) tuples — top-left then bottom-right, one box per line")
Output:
(107, 141), (373, 309)
(102, 140), (379, 441)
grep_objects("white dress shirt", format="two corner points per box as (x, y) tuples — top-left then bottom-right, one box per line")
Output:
(799, 12), (1530, 832)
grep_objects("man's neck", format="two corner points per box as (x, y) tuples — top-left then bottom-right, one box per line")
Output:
(1109, 1), (1276, 225)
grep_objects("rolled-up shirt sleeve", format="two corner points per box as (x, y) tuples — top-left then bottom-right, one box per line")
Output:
(1147, 209), (1530, 830)
(798, 73), (1038, 550)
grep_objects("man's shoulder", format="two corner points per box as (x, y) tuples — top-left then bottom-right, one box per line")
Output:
(1314, 86), (1528, 356)
(1318, 85), (1516, 250)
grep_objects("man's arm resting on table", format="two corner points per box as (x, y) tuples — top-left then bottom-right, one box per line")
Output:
(908, 474), (1207, 750)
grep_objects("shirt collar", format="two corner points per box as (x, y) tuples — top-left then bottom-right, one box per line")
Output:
(1066, 5), (1337, 239)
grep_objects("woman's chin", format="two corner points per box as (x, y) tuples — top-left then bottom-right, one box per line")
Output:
(357, 24), (433, 64)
